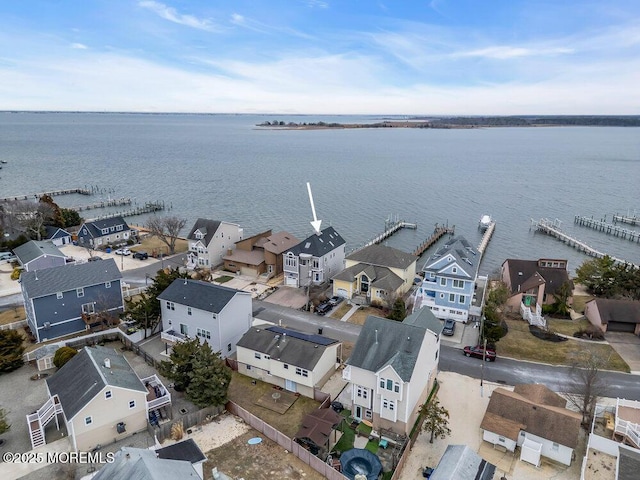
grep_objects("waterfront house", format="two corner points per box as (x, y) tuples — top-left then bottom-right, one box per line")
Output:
(480, 384), (581, 466)
(223, 229), (300, 278)
(415, 236), (480, 323)
(45, 226), (72, 246)
(158, 279), (252, 358)
(14, 240), (67, 272)
(283, 227), (346, 287)
(342, 307), (442, 435)
(21, 258), (124, 342)
(185, 218), (243, 270)
(28, 345), (170, 451)
(76, 216), (131, 249)
(585, 298), (640, 334)
(236, 325), (341, 398)
(501, 258), (572, 309)
(332, 244), (417, 307)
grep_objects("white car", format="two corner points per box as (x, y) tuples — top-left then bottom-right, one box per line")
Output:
(114, 248), (131, 256)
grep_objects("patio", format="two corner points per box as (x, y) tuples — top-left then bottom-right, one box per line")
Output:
(254, 388), (299, 414)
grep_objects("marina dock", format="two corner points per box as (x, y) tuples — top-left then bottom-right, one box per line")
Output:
(0, 187), (92, 203)
(86, 201), (165, 222)
(613, 213), (640, 226)
(574, 215), (640, 243)
(71, 197), (133, 212)
(412, 224), (455, 256)
(531, 218), (638, 268)
(477, 220), (496, 256)
(362, 219), (417, 248)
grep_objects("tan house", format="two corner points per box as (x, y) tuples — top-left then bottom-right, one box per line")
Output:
(585, 298), (640, 334)
(236, 325), (341, 398)
(332, 244), (417, 306)
(223, 229), (299, 278)
(28, 346), (170, 451)
(501, 258), (573, 310)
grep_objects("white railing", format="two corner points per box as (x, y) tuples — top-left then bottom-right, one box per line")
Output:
(27, 395), (64, 448)
(615, 419), (640, 447)
(520, 302), (546, 328)
(142, 374), (172, 412)
(123, 286), (148, 298)
(160, 330), (186, 344)
(618, 398), (640, 409)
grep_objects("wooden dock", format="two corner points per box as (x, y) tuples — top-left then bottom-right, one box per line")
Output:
(531, 218), (638, 268)
(86, 201), (165, 222)
(361, 219), (417, 249)
(477, 220), (496, 255)
(0, 187), (92, 203)
(613, 213), (640, 226)
(574, 215), (640, 243)
(412, 224), (455, 256)
(71, 197), (132, 212)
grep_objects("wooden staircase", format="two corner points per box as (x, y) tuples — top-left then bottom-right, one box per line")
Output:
(26, 395), (63, 449)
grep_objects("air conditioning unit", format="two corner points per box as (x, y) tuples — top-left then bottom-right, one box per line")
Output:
(116, 422), (126, 434)
(43, 322), (51, 329)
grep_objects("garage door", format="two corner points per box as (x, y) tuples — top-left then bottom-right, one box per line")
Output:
(336, 288), (348, 298)
(607, 322), (636, 333)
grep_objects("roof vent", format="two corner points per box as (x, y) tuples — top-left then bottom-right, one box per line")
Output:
(104, 358), (111, 369)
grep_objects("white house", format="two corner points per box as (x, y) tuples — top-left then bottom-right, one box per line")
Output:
(480, 384), (581, 466)
(342, 307), (442, 435)
(186, 218), (243, 269)
(236, 325), (341, 398)
(283, 226), (346, 287)
(158, 279), (252, 358)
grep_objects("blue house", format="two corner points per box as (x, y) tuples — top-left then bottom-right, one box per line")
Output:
(20, 258), (124, 342)
(45, 226), (72, 246)
(13, 240), (67, 272)
(76, 216), (131, 249)
(414, 236), (479, 323)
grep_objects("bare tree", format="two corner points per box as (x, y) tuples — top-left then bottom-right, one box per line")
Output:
(565, 349), (608, 429)
(145, 215), (186, 254)
(1, 200), (54, 240)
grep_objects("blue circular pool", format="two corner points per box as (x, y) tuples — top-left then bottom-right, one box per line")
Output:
(340, 448), (383, 480)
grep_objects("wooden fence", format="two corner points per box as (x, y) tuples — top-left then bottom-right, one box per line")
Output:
(148, 404), (226, 444)
(0, 319), (27, 331)
(227, 401), (348, 480)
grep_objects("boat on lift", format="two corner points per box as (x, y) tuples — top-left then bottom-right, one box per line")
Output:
(479, 214), (492, 231)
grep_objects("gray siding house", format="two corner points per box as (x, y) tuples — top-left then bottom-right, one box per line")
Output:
(13, 240), (67, 272)
(20, 259), (124, 342)
(158, 279), (252, 358)
(76, 216), (131, 249)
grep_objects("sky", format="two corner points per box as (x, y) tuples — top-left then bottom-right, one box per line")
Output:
(1, 0), (639, 114)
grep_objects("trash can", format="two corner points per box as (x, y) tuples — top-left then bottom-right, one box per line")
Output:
(105, 247), (111, 253)
(318, 328), (323, 335)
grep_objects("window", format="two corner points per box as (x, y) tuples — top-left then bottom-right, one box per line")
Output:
(365, 410), (373, 420)
(498, 436), (506, 443)
(440, 278), (446, 286)
(459, 295), (466, 304)
(453, 279), (465, 288)
(552, 442), (559, 451)
(386, 379), (393, 390)
(264, 355), (270, 360)
(382, 398), (395, 410)
(379, 379), (385, 388)
(435, 350), (438, 360)
(440, 293), (444, 299)
(180, 324), (188, 336)
(77, 288), (84, 298)
(295, 367), (309, 377)
(212, 313), (218, 320)
(452, 267), (457, 274)
(85, 416), (92, 425)
(129, 400), (136, 409)
(227, 343), (231, 352)
(394, 382), (400, 393)
(187, 307), (192, 316)
(266, 370), (272, 376)
(105, 281), (111, 289)
(254, 353), (261, 359)
(116, 225), (123, 231)
(105, 390), (112, 399)
(82, 303), (95, 315)
(246, 365), (252, 370)
(197, 328), (211, 339)
(166, 301), (175, 310)
(356, 386), (368, 399)
(56, 292), (63, 299)
(449, 293), (455, 302)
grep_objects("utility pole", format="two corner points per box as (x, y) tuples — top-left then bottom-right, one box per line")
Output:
(480, 337), (487, 397)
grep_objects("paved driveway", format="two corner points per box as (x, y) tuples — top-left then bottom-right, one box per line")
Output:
(263, 286), (309, 309)
(605, 332), (640, 373)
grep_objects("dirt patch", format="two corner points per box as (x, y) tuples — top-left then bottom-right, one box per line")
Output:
(572, 294), (595, 314)
(346, 306), (386, 326)
(204, 430), (324, 480)
(330, 302), (351, 320)
(0, 305), (25, 325)
(134, 236), (189, 255)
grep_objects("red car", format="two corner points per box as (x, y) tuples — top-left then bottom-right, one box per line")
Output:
(463, 345), (497, 362)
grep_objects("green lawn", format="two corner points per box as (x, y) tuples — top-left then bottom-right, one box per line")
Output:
(547, 317), (591, 336)
(334, 420), (355, 454)
(213, 275), (234, 284)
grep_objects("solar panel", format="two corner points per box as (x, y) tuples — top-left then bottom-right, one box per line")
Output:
(266, 326), (336, 346)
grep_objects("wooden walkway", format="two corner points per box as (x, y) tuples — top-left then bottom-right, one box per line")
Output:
(477, 220), (496, 255)
(0, 187), (92, 203)
(71, 197), (132, 212)
(86, 201), (165, 222)
(412, 224), (455, 256)
(531, 218), (638, 268)
(574, 215), (640, 243)
(359, 219), (417, 250)
(613, 213), (640, 226)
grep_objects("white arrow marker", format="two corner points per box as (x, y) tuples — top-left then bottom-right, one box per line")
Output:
(306, 182), (322, 234)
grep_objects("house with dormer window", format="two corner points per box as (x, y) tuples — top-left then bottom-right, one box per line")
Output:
(185, 218), (243, 270)
(414, 236), (479, 323)
(76, 216), (131, 249)
(342, 307), (442, 435)
(282, 227), (346, 287)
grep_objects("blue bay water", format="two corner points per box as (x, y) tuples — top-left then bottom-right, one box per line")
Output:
(1, 112), (639, 275)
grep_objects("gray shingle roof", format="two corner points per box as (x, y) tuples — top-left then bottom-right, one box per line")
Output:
(46, 346), (146, 421)
(14, 240), (65, 264)
(619, 445), (640, 480)
(20, 258), (122, 299)
(93, 448), (200, 480)
(286, 226), (345, 258)
(346, 244), (417, 269)
(186, 218), (221, 246)
(503, 258), (572, 297)
(333, 263), (404, 292)
(346, 315), (428, 381)
(45, 226), (71, 240)
(237, 326), (339, 371)
(423, 236), (480, 279)
(157, 279), (245, 313)
(155, 438), (206, 464)
(403, 307), (443, 334)
(80, 216), (130, 238)
(430, 444), (496, 480)
(589, 298), (640, 324)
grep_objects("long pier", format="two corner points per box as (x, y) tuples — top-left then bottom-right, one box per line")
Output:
(477, 220), (496, 256)
(362, 219), (417, 249)
(613, 213), (640, 226)
(86, 202), (165, 222)
(412, 224), (455, 256)
(71, 197), (132, 212)
(0, 188), (92, 203)
(531, 218), (638, 268)
(574, 215), (640, 243)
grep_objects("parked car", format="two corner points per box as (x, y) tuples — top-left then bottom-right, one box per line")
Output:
(463, 345), (497, 362)
(114, 247), (131, 256)
(132, 251), (149, 260)
(0, 253), (16, 263)
(442, 319), (456, 336)
(328, 296), (343, 307)
(87, 256), (103, 262)
(315, 302), (332, 316)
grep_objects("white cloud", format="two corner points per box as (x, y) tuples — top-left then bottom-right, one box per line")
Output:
(304, 0), (328, 8)
(138, 1), (220, 32)
(70, 43), (88, 50)
(452, 46), (574, 59)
